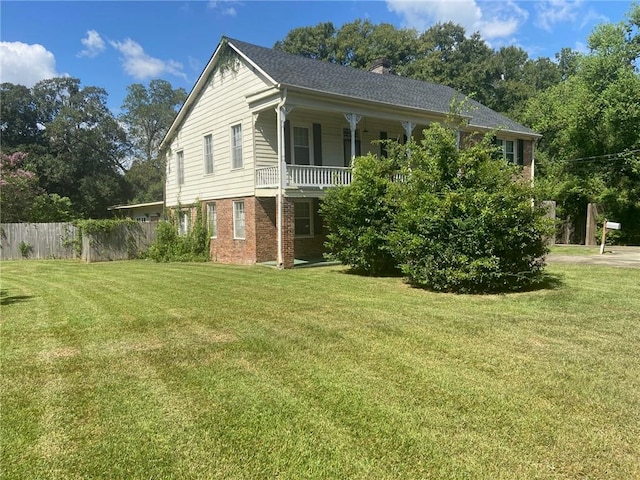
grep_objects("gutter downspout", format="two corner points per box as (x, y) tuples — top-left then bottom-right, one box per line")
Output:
(276, 90), (288, 269)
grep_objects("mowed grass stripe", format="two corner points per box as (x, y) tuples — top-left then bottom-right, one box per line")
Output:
(1, 260), (639, 479)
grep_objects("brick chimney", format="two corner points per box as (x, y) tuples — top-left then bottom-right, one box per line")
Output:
(369, 58), (393, 74)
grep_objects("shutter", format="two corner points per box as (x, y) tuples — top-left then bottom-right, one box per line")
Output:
(517, 139), (525, 166)
(313, 123), (322, 166)
(284, 120), (291, 164)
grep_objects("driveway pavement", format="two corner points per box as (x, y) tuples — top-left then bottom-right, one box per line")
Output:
(548, 246), (640, 268)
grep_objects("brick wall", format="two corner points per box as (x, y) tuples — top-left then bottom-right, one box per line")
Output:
(282, 198), (295, 269)
(293, 198), (326, 260)
(206, 195), (327, 268)
(209, 197), (257, 265)
(255, 197), (277, 263)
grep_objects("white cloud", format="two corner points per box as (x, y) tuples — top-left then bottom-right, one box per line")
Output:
(208, 0), (238, 16)
(386, 0), (527, 40)
(110, 38), (186, 80)
(78, 30), (106, 58)
(0, 41), (58, 87)
(535, 0), (583, 31)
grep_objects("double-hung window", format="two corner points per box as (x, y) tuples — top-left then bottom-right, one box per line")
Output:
(233, 201), (245, 239)
(204, 134), (214, 174)
(178, 211), (190, 236)
(294, 200), (313, 236)
(293, 126), (311, 165)
(495, 139), (517, 164)
(207, 203), (217, 238)
(231, 124), (243, 169)
(504, 140), (515, 163)
(176, 151), (184, 185)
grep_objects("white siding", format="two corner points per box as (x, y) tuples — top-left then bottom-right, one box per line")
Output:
(254, 110), (278, 168)
(165, 60), (270, 207)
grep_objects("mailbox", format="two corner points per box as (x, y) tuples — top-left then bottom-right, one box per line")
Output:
(605, 221), (621, 230)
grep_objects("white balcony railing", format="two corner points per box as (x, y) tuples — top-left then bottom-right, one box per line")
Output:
(256, 164), (352, 188)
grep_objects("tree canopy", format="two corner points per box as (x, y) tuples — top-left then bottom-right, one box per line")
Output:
(1, 78), (185, 221)
(119, 79), (187, 203)
(521, 4), (640, 243)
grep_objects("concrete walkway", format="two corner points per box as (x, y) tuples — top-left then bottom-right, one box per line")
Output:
(548, 246), (640, 268)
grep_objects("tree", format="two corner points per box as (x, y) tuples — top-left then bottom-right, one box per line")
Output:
(522, 5), (640, 243)
(0, 83), (43, 148)
(0, 152), (41, 222)
(30, 78), (130, 218)
(119, 80), (187, 202)
(274, 22), (337, 62)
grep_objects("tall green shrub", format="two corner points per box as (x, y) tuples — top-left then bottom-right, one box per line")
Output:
(391, 125), (552, 292)
(147, 206), (210, 262)
(322, 124), (553, 292)
(320, 153), (399, 275)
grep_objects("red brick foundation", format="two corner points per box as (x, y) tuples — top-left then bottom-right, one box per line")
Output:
(206, 195), (326, 268)
(208, 196), (279, 265)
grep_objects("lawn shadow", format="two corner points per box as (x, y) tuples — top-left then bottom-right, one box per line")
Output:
(404, 272), (565, 294)
(0, 289), (35, 306)
(340, 267), (404, 278)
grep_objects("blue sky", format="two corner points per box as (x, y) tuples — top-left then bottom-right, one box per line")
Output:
(1, 1), (632, 113)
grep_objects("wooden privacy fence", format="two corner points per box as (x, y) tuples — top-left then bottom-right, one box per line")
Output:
(0, 222), (158, 262)
(0, 223), (78, 260)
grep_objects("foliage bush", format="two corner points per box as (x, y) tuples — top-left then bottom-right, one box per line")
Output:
(147, 206), (210, 262)
(320, 153), (399, 275)
(322, 124), (553, 293)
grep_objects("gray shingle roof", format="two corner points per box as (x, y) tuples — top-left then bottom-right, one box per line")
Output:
(227, 37), (538, 137)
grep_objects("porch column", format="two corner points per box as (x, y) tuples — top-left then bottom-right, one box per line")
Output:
(343, 113), (362, 165)
(276, 104), (294, 269)
(401, 121), (416, 157)
(401, 121), (415, 140)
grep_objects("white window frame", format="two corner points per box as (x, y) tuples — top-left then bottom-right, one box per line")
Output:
(206, 202), (217, 238)
(178, 211), (190, 236)
(496, 138), (517, 164)
(294, 200), (314, 237)
(233, 200), (246, 239)
(231, 124), (243, 169)
(203, 133), (214, 175)
(292, 124), (313, 165)
(176, 150), (184, 185)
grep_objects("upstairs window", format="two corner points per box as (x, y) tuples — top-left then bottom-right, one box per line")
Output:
(231, 124), (243, 169)
(293, 126), (311, 165)
(505, 140), (515, 163)
(495, 139), (518, 164)
(176, 151), (184, 185)
(204, 134), (214, 174)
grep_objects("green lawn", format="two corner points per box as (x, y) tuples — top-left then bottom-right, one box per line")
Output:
(549, 245), (601, 256)
(1, 260), (639, 479)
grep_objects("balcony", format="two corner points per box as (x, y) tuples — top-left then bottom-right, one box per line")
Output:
(256, 164), (352, 189)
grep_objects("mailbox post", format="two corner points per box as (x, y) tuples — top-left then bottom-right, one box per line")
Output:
(600, 219), (621, 254)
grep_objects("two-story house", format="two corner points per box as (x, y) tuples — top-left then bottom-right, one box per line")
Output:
(160, 37), (540, 268)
